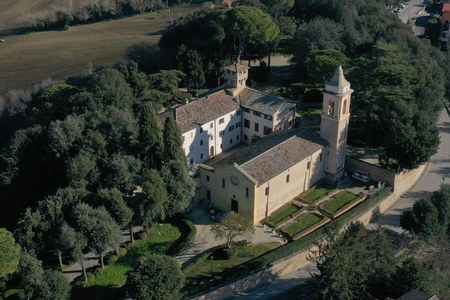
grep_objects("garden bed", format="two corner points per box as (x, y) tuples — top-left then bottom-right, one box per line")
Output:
(321, 191), (362, 217)
(280, 213), (325, 239)
(266, 203), (303, 227)
(299, 182), (336, 204)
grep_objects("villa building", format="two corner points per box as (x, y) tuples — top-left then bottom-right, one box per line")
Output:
(163, 63), (296, 169)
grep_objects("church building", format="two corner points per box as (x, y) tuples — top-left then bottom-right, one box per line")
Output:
(198, 66), (353, 224)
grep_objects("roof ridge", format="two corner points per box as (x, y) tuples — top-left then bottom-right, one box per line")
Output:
(241, 135), (297, 167)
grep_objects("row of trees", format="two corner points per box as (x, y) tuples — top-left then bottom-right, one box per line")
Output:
(19, 0), (167, 31)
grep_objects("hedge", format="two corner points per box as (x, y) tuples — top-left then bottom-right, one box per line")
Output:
(166, 217), (197, 256)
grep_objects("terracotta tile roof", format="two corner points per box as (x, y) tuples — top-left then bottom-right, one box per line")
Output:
(172, 90), (240, 133)
(206, 129), (326, 185)
(241, 135), (324, 184)
(239, 87), (296, 115)
(443, 3), (450, 12)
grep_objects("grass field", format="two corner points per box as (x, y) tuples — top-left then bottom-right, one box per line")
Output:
(77, 223), (181, 300)
(0, 3), (202, 95)
(300, 182), (336, 204)
(266, 203), (303, 227)
(322, 191), (359, 214)
(182, 242), (279, 297)
(281, 213), (324, 238)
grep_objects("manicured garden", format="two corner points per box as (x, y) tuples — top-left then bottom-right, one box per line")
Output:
(280, 213), (324, 238)
(266, 203), (303, 227)
(321, 191), (359, 214)
(181, 242), (279, 297)
(300, 182), (336, 203)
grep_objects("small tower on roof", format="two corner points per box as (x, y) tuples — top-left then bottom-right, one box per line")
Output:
(225, 63), (249, 96)
(320, 66), (353, 181)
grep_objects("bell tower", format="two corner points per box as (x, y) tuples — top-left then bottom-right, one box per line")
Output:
(320, 66), (353, 181)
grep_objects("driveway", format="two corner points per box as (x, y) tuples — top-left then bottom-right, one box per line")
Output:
(397, 0), (428, 36)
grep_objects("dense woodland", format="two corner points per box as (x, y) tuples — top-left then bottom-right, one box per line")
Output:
(1, 0), (450, 299)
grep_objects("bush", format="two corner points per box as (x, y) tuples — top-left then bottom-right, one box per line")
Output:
(86, 272), (96, 282)
(107, 254), (118, 265)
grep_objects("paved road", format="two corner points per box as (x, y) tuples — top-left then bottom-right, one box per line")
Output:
(398, 0), (428, 36)
(228, 107), (450, 299)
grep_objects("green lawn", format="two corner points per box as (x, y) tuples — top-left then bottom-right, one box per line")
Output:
(266, 203), (303, 227)
(301, 182), (336, 203)
(281, 213), (324, 238)
(76, 223), (181, 300)
(182, 242), (279, 297)
(322, 191), (359, 214)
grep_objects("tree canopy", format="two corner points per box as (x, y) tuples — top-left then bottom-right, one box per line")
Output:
(126, 254), (184, 300)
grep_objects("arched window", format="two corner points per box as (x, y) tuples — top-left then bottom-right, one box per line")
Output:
(343, 99), (347, 115)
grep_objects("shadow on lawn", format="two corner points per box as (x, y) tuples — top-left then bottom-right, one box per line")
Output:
(71, 285), (124, 300)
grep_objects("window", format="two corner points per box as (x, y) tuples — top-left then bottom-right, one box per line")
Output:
(199, 127), (203, 133)
(286, 174), (290, 183)
(236, 135), (239, 141)
(265, 187), (270, 195)
(246, 187), (249, 198)
(244, 119), (250, 128)
(328, 100), (334, 116)
(220, 144), (223, 149)
(190, 158), (193, 165)
(244, 135), (248, 141)
(200, 140), (203, 146)
(219, 130), (224, 137)
(253, 111), (261, 117)
(229, 125), (234, 132)
(206, 175), (210, 181)
(343, 99), (348, 114)
(200, 153), (204, 159)
(210, 135), (213, 141)
(243, 108), (250, 113)
(219, 118), (225, 124)
(264, 114), (273, 120)
(210, 122), (213, 128)
(263, 126), (272, 135)
(222, 178), (225, 188)
(307, 161), (311, 169)
(229, 138), (233, 144)
(254, 122), (259, 132)
(237, 110), (241, 116)
(236, 122), (241, 128)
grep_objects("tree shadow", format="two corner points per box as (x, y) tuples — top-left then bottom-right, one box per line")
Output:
(71, 285), (124, 300)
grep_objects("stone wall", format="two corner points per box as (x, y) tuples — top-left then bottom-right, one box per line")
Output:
(345, 157), (426, 195)
(345, 157), (396, 187)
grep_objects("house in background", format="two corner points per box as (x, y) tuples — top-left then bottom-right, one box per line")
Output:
(198, 66), (353, 224)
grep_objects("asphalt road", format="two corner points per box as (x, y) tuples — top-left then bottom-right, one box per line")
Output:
(398, 0), (426, 24)
(227, 107), (450, 299)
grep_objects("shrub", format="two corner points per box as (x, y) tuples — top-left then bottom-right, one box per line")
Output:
(118, 247), (127, 257)
(107, 255), (118, 265)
